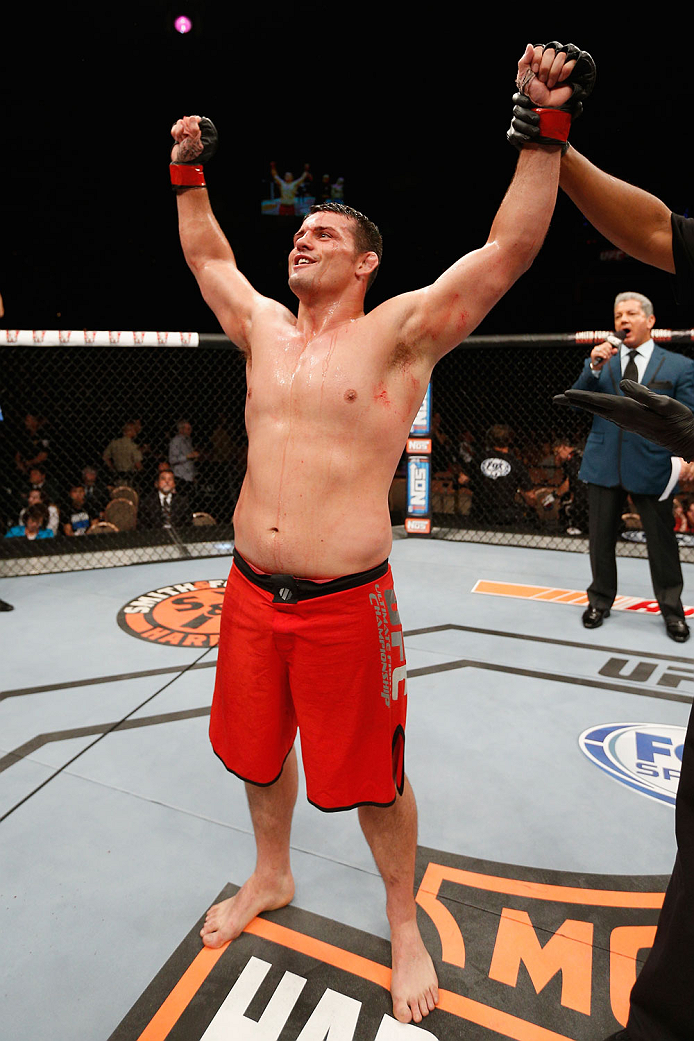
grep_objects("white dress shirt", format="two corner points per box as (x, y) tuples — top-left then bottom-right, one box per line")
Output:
(620, 337), (654, 382)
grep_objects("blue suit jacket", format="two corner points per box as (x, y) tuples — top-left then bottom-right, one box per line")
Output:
(573, 344), (694, 494)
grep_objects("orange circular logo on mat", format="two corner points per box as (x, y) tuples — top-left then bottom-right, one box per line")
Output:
(117, 580), (227, 646)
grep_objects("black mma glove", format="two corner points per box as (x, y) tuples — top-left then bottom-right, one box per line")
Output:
(554, 380), (694, 461)
(539, 41), (597, 120)
(507, 41), (596, 151)
(170, 116), (218, 189)
(507, 94), (543, 149)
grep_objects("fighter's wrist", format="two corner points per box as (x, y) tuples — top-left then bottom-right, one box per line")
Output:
(532, 108), (572, 150)
(170, 163), (206, 189)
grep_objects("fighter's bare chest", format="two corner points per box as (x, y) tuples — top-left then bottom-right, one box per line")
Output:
(246, 336), (388, 416)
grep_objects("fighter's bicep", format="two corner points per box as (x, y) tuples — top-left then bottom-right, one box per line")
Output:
(194, 259), (267, 348)
(403, 244), (519, 359)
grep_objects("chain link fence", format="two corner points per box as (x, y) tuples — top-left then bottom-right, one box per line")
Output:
(3, 331), (694, 577)
(0, 335), (246, 576)
(393, 332), (694, 563)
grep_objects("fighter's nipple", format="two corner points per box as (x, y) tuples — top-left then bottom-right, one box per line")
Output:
(344, 389), (358, 403)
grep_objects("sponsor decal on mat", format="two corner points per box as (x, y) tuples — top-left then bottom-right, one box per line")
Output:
(472, 580), (694, 617)
(117, 580), (227, 647)
(108, 848), (666, 1040)
(580, 723), (685, 806)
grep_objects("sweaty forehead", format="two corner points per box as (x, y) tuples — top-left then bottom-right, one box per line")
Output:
(296, 213), (352, 238)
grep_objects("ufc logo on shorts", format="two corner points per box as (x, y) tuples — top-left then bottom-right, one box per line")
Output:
(370, 586), (408, 707)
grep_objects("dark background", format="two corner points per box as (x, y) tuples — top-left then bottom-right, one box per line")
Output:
(4, 8), (692, 337)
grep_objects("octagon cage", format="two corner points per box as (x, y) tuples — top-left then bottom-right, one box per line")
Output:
(2, 327), (694, 577)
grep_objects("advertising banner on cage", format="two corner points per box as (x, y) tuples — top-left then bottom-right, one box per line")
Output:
(405, 383), (432, 536)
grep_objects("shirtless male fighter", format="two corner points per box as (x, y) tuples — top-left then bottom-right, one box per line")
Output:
(171, 42), (593, 1025)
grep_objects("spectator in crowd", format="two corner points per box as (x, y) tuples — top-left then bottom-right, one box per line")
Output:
(139, 468), (192, 530)
(4, 503), (54, 540)
(685, 498), (694, 533)
(456, 427), (475, 466)
(25, 465), (59, 506)
(553, 437), (589, 534)
(269, 162), (312, 216)
(317, 173), (332, 205)
(81, 466), (108, 514)
(14, 412), (50, 476)
(130, 417), (149, 453)
(19, 488), (60, 535)
(673, 496), (687, 532)
(102, 422), (143, 484)
(672, 495), (694, 534)
(430, 412), (458, 476)
(169, 419), (199, 486)
(129, 417), (156, 482)
(210, 413), (233, 466)
(61, 483), (99, 536)
(459, 424), (537, 528)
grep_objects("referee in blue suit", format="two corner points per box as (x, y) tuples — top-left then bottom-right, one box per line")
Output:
(572, 292), (694, 642)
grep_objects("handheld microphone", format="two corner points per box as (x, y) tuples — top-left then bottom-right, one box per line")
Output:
(604, 329), (628, 350)
(592, 328), (627, 370)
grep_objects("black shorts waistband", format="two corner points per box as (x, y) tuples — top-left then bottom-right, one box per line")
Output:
(233, 549), (389, 604)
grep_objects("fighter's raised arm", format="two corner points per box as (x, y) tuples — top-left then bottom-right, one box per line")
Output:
(560, 146), (675, 272)
(171, 115), (281, 351)
(508, 48), (675, 273)
(372, 42), (595, 364)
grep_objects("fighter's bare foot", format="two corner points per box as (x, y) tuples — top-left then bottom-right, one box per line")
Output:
(390, 919), (439, 1024)
(200, 871), (295, 948)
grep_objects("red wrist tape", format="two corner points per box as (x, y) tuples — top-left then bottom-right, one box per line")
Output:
(170, 163), (206, 188)
(533, 108), (571, 144)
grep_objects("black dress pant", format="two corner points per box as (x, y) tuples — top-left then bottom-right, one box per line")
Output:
(587, 484), (684, 622)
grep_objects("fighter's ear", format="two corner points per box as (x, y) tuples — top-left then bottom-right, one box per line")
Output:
(357, 251), (379, 278)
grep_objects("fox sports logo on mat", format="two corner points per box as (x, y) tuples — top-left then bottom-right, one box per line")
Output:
(579, 723), (685, 806)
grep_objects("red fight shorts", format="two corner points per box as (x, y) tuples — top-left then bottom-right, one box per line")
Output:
(209, 550), (408, 811)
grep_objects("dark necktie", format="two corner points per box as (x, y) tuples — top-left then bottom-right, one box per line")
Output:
(623, 349), (640, 383)
(162, 495), (172, 525)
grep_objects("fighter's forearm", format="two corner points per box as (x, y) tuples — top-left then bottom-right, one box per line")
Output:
(176, 188), (237, 274)
(560, 146), (675, 273)
(487, 145), (562, 277)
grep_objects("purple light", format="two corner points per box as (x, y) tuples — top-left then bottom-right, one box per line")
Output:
(174, 14), (193, 33)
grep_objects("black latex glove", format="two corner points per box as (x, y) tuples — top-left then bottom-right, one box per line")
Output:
(554, 379), (694, 461)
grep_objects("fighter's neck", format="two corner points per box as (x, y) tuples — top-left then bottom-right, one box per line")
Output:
(294, 292), (366, 338)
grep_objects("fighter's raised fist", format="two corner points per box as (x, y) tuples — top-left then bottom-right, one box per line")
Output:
(170, 115), (218, 165)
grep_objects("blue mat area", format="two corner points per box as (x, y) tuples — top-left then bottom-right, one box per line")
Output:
(1, 538), (689, 1040)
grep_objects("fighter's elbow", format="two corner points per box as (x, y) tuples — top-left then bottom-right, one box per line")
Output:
(488, 237), (539, 293)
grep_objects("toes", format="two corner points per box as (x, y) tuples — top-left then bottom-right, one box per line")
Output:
(201, 929), (224, 949)
(396, 990), (437, 1023)
(392, 1001), (413, 1024)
